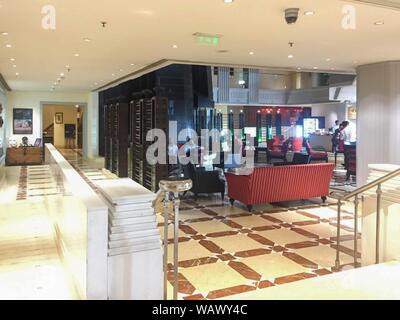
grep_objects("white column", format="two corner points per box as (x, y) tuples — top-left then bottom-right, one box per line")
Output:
(357, 61), (400, 186)
(83, 92), (99, 159)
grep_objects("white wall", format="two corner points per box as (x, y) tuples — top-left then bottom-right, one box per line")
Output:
(5, 91), (99, 159)
(311, 102), (348, 130)
(0, 88), (7, 187)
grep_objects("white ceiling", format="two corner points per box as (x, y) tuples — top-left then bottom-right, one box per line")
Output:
(0, 0), (400, 92)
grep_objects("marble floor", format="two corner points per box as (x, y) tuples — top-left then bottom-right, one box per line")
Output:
(0, 166), (78, 299)
(58, 148), (361, 300)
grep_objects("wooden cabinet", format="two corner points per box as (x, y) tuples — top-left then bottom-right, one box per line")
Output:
(6, 147), (42, 166)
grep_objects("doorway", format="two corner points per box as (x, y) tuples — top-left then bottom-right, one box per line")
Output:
(42, 104), (84, 151)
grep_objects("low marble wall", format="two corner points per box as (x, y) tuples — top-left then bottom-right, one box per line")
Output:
(45, 144), (108, 299)
(362, 164), (400, 266)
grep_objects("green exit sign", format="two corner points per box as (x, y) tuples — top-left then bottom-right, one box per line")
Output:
(194, 33), (221, 46)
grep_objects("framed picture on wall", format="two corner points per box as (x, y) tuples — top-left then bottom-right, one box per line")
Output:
(55, 112), (63, 124)
(13, 108), (33, 135)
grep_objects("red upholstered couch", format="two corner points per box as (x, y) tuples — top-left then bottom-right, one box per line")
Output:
(225, 163), (335, 211)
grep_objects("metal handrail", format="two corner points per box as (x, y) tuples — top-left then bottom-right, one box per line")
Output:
(334, 167), (400, 271)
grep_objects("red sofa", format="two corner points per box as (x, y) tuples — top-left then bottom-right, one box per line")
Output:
(225, 163), (335, 211)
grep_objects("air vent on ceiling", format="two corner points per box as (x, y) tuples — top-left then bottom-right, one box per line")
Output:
(351, 0), (400, 9)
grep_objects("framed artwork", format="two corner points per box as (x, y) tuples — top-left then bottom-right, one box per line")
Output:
(348, 106), (357, 120)
(55, 112), (64, 124)
(13, 108), (33, 135)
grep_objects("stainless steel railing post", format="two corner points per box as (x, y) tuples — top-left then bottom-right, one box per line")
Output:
(162, 192), (170, 300)
(376, 184), (382, 264)
(353, 195), (359, 267)
(335, 200), (342, 271)
(173, 194), (180, 301)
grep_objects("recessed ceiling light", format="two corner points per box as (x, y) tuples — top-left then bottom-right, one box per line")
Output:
(223, 0), (234, 3)
(83, 38), (92, 42)
(60, 73), (65, 77)
(313, 67), (318, 69)
(74, 53), (80, 57)
(249, 51), (254, 55)
(297, 67), (301, 70)
(304, 11), (315, 16)
(172, 44), (178, 49)
(5, 44), (11, 48)
(326, 58), (331, 62)
(1, 32), (8, 36)
(288, 54), (294, 59)
(331, 68), (336, 70)
(15, 72), (19, 76)
(130, 63), (135, 66)
(374, 21), (384, 25)
(10, 58), (15, 61)
(111, 73), (115, 76)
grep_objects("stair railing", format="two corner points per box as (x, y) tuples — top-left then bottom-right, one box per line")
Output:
(331, 167), (400, 270)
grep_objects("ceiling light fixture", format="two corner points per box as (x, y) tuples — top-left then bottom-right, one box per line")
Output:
(83, 38), (92, 42)
(130, 63), (135, 66)
(172, 44), (178, 49)
(374, 21), (384, 25)
(5, 44), (11, 48)
(304, 11), (315, 16)
(249, 51), (254, 55)
(74, 53), (80, 57)
(288, 54), (294, 59)
(1, 32), (8, 36)
(326, 58), (331, 62)
(313, 67), (318, 69)
(10, 58), (15, 61)
(223, 0), (234, 3)
(15, 72), (19, 76)
(12, 65), (17, 68)
(60, 73), (65, 77)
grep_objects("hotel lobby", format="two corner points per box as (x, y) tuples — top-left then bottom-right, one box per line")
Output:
(1, 0), (400, 301)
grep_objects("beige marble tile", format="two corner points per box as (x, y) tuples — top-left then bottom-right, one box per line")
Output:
(167, 240), (212, 262)
(211, 234), (264, 253)
(180, 262), (248, 293)
(179, 210), (213, 221)
(158, 224), (188, 239)
(256, 229), (310, 245)
(207, 206), (248, 217)
(300, 207), (341, 219)
(189, 220), (234, 235)
(295, 245), (354, 268)
(242, 253), (309, 280)
(266, 211), (316, 223)
(301, 223), (352, 239)
(230, 215), (274, 228)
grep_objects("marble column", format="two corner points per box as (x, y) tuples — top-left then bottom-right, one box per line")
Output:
(357, 61), (400, 186)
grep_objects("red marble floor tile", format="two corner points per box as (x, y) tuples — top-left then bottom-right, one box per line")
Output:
(206, 285), (257, 300)
(228, 261), (262, 281)
(291, 227), (319, 239)
(179, 257), (219, 268)
(274, 272), (317, 285)
(313, 268), (332, 276)
(285, 241), (319, 250)
(247, 233), (274, 246)
(199, 240), (225, 254)
(234, 248), (271, 258)
(283, 251), (319, 269)
(183, 294), (205, 300)
(206, 231), (239, 238)
(217, 253), (236, 261)
(258, 280), (275, 289)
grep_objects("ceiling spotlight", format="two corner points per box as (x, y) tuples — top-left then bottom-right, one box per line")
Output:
(111, 73), (115, 76)
(313, 67), (318, 69)
(83, 38), (92, 42)
(5, 44), (11, 48)
(326, 58), (331, 62)
(130, 63), (135, 66)
(60, 73), (65, 77)
(74, 53), (80, 57)
(172, 44), (178, 49)
(1, 32), (8, 36)
(374, 21), (384, 25)
(10, 58), (15, 61)
(297, 67), (301, 70)
(223, 0), (234, 3)
(249, 51), (254, 55)
(288, 54), (294, 59)
(304, 11), (315, 16)
(15, 72), (19, 76)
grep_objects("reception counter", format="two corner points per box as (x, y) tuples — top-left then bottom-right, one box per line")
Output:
(309, 134), (332, 152)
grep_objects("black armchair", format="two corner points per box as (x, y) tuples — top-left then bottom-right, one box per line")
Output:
(182, 163), (225, 200)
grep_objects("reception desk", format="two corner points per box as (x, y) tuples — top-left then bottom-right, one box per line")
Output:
(309, 134), (332, 152)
